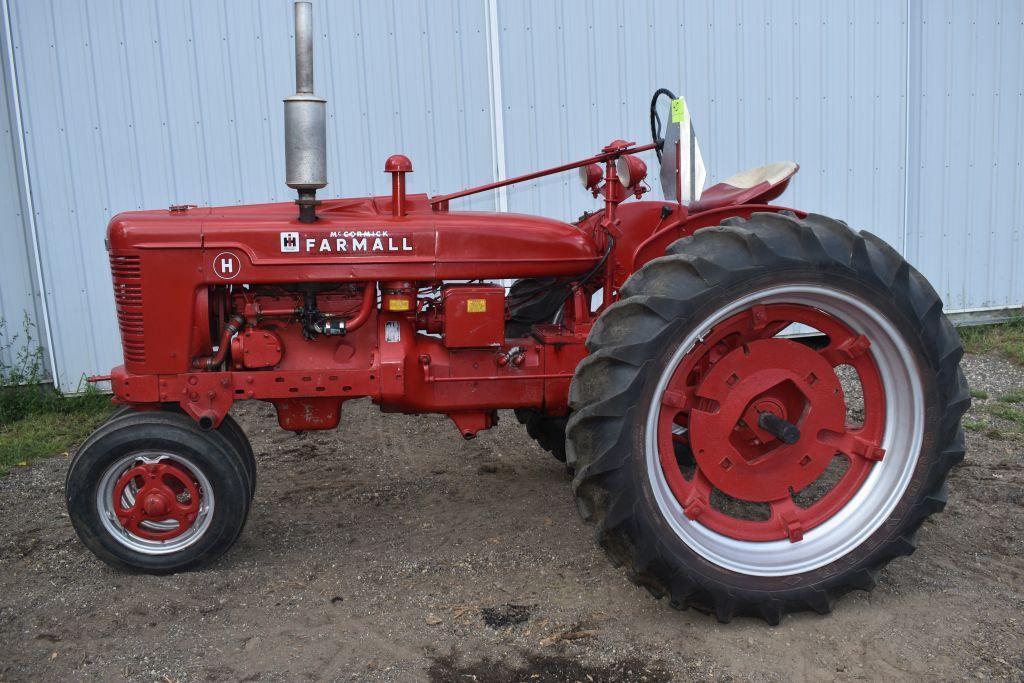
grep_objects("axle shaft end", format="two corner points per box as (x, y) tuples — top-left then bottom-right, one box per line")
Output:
(757, 411), (801, 445)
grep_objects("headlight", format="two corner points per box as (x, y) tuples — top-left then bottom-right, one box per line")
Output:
(615, 155), (647, 188)
(579, 163), (603, 190)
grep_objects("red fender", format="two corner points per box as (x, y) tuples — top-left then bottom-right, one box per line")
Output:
(628, 204), (806, 274)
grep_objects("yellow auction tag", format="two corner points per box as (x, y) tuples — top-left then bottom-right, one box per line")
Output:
(670, 97), (687, 124)
(466, 299), (487, 313)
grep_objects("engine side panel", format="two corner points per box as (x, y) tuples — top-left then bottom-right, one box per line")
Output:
(199, 212), (597, 282)
(106, 196), (599, 375)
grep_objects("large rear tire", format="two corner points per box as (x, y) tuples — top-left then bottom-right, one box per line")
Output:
(566, 212), (969, 623)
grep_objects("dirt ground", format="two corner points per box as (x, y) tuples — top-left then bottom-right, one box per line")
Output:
(1, 351), (1022, 682)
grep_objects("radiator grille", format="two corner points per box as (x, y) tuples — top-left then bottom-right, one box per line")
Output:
(109, 254), (145, 363)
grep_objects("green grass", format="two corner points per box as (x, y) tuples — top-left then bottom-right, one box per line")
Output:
(959, 317), (1024, 365)
(970, 388), (989, 400)
(997, 390), (1024, 404)
(1, 313), (114, 476)
(963, 419), (986, 432)
(983, 402), (1024, 427)
(964, 403), (1024, 442)
(0, 385), (113, 476)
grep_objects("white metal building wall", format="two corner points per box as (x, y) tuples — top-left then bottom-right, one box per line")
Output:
(906, 0), (1024, 313)
(494, 0), (909, 247)
(0, 0), (1020, 392)
(0, 1), (44, 375)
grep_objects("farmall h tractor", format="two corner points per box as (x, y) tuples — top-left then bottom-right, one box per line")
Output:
(67, 3), (968, 623)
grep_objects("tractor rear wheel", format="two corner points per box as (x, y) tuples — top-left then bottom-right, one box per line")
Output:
(566, 212), (969, 623)
(108, 405), (256, 499)
(66, 411), (251, 572)
(507, 278), (572, 465)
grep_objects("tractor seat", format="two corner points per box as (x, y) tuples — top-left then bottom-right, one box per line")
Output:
(688, 161), (798, 213)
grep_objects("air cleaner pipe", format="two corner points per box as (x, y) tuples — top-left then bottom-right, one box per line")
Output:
(193, 314), (246, 370)
(285, 1), (327, 223)
(385, 155), (413, 217)
(343, 282), (377, 333)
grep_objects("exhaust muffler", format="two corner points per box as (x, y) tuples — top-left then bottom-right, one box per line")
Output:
(284, 1), (327, 223)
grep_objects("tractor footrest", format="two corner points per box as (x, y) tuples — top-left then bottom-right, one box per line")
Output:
(531, 323), (591, 346)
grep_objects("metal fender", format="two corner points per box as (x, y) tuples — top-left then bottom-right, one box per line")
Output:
(628, 203), (806, 273)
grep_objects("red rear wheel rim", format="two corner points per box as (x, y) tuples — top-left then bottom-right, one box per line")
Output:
(656, 303), (886, 543)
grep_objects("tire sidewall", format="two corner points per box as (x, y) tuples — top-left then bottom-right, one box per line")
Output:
(104, 406), (255, 499)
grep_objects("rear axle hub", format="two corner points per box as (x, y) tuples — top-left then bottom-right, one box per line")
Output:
(688, 338), (846, 502)
(655, 301), (890, 543)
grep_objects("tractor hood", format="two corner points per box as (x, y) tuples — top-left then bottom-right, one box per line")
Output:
(106, 193), (600, 283)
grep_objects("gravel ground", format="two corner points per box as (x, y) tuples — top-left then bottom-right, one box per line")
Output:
(1, 352), (1022, 681)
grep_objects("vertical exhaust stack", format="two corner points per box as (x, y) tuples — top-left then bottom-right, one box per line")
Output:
(285, 1), (327, 223)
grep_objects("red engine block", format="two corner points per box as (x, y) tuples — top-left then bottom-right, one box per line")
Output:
(107, 277), (590, 437)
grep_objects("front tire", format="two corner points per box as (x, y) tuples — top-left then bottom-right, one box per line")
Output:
(566, 212), (969, 623)
(107, 405), (256, 500)
(66, 411), (251, 572)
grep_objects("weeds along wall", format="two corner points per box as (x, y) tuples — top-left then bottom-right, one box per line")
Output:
(0, 0), (1021, 392)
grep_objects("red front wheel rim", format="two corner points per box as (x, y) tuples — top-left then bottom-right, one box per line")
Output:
(97, 452), (216, 554)
(112, 461), (202, 541)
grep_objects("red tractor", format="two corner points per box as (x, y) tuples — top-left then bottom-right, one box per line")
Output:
(66, 3), (968, 623)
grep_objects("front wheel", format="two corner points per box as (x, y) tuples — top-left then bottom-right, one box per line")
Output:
(566, 212), (969, 623)
(66, 411), (251, 572)
(106, 405), (256, 500)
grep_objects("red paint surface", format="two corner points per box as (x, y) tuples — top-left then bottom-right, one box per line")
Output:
(112, 461), (202, 541)
(655, 304), (886, 543)
(102, 141), (803, 437)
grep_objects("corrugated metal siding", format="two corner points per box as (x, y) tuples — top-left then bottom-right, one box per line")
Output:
(0, 13), (38, 374)
(905, 0), (1024, 311)
(495, 0), (909, 249)
(5, 0), (494, 390)
(494, 0), (1022, 313)
(0, 0), (1021, 390)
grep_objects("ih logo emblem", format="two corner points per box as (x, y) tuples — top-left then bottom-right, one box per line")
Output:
(213, 252), (241, 280)
(280, 231), (300, 252)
